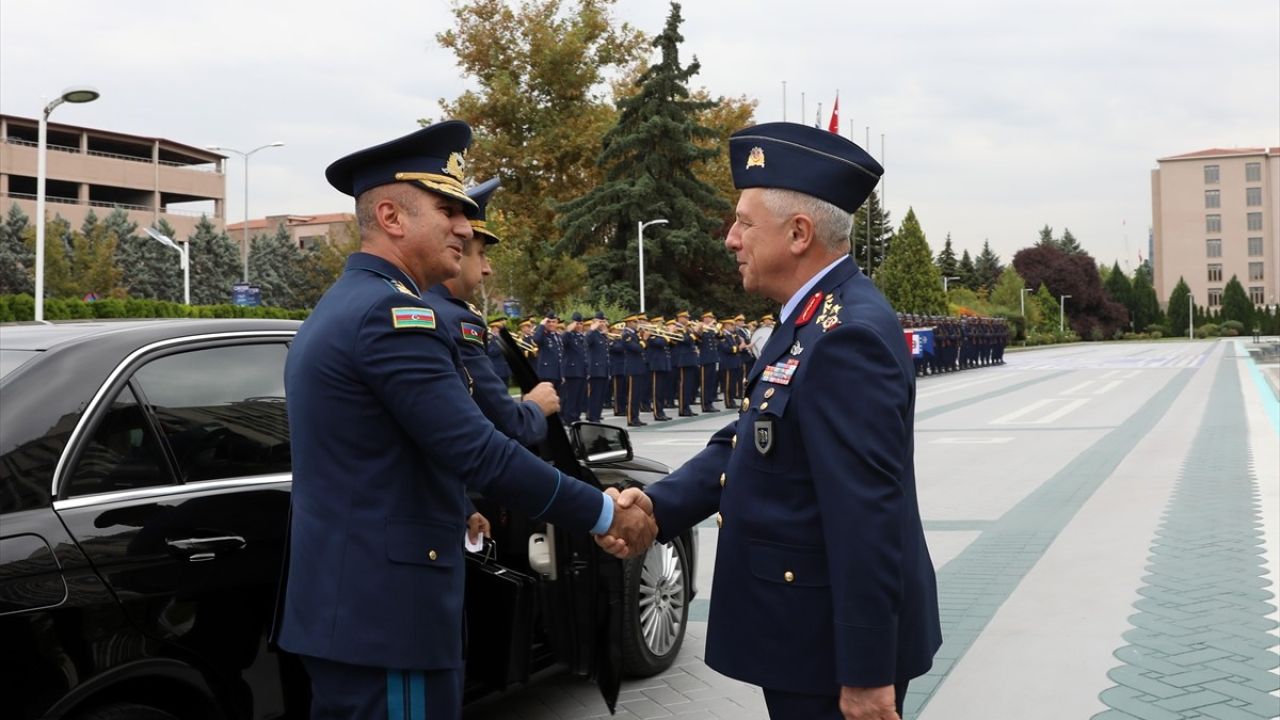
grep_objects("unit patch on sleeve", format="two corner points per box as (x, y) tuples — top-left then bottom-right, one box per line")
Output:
(391, 307), (436, 330)
(460, 322), (485, 345)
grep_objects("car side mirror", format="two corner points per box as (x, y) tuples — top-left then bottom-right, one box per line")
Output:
(570, 422), (633, 464)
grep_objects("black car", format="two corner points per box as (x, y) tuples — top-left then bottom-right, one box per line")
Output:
(0, 319), (696, 720)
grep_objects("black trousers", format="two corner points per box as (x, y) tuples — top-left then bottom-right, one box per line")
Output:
(677, 366), (698, 413)
(586, 376), (607, 421)
(562, 376), (585, 422)
(762, 680), (908, 720)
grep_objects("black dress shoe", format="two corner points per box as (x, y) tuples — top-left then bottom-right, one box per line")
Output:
(702, 407), (720, 413)
(628, 420), (648, 427)
(654, 415), (671, 421)
(678, 411), (696, 417)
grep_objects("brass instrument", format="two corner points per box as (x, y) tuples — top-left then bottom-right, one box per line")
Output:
(513, 336), (538, 355)
(637, 323), (682, 341)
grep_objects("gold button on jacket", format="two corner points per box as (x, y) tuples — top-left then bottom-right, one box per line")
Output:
(719, 472), (727, 488)
(716, 513), (723, 528)
(428, 550), (438, 561)
(784, 571), (795, 583)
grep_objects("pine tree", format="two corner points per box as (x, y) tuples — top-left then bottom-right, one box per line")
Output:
(989, 266), (1027, 312)
(189, 216), (241, 305)
(1167, 277), (1191, 337)
(958, 249), (978, 290)
(874, 207), (946, 315)
(249, 224), (306, 309)
(1220, 275), (1254, 328)
(1131, 260), (1161, 330)
(935, 232), (959, 279)
(116, 213), (182, 301)
(851, 190), (892, 277)
(1036, 225), (1055, 248)
(0, 204), (33, 294)
(974, 239), (1003, 292)
(1058, 228), (1084, 255)
(1103, 261), (1133, 329)
(1033, 283), (1058, 332)
(555, 2), (730, 315)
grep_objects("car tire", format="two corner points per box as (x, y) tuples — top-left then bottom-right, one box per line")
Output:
(74, 703), (181, 720)
(621, 537), (689, 677)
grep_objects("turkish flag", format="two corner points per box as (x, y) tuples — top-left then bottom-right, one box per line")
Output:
(828, 95), (840, 134)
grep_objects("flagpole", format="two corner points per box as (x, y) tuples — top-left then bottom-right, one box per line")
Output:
(880, 132), (886, 272)
(866, 126), (872, 272)
(782, 81), (787, 121)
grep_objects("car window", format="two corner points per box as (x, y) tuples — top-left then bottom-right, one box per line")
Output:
(64, 383), (174, 497)
(132, 343), (291, 483)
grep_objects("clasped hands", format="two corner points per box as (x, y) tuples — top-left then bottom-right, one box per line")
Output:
(595, 487), (656, 559)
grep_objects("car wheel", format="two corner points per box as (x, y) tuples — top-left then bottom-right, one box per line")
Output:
(621, 538), (689, 676)
(74, 703), (181, 720)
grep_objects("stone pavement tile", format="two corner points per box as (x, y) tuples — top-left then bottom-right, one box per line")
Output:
(1202, 679), (1280, 716)
(1204, 659), (1280, 692)
(1152, 688), (1231, 712)
(659, 672), (710, 694)
(1200, 702), (1280, 720)
(1165, 647), (1235, 667)
(641, 686), (693, 707)
(1104, 665), (1181, 700)
(617, 698), (673, 719)
(1112, 646), (1185, 675)
(1096, 687), (1183, 720)
(1159, 668), (1232, 687)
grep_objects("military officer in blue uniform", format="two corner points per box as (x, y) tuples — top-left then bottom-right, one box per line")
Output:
(487, 315), (511, 386)
(585, 311), (610, 422)
(278, 121), (655, 720)
(620, 314), (648, 426)
(561, 312), (588, 422)
(644, 316), (672, 422)
(697, 312), (720, 412)
(608, 322), (626, 416)
(426, 177), (558, 446)
(533, 313), (564, 390)
(601, 122), (941, 720)
(717, 316), (744, 409)
(672, 310), (700, 416)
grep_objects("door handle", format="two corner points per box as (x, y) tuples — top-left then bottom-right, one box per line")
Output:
(165, 535), (246, 562)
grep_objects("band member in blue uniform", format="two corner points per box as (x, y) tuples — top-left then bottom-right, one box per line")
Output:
(585, 311), (610, 422)
(608, 322), (626, 416)
(621, 314), (648, 427)
(426, 177), (558, 446)
(672, 310), (700, 416)
(697, 312), (720, 412)
(278, 121), (655, 720)
(487, 315), (511, 386)
(600, 122), (941, 720)
(717, 316), (743, 409)
(561, 312), (588, 422)
(644, 316), (672, 422)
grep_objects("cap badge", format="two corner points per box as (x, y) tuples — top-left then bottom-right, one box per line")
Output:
(445, 151), (466, 181)
(746, 146), (766, 169)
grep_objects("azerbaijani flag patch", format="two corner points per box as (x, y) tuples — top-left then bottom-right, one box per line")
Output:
(391, 307), (436, 330)
(460, 322), (485, 345)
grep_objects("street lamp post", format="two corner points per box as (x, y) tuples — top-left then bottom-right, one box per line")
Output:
(207, 142), (284, 283)
(943, 276), (961, 294)
(35, 86), (100, 322)
(637, 218), (668, 313)
(1059, 294), (1072, 333)
(143, 227), (189, 305)
(1020, 287), (1033, 318)
(1188, 293), (1194, 340)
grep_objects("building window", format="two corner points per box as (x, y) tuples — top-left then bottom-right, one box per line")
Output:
(1246, 187), (1262, 206)
(1249, 262), (1264, 281)
(1207, 215), (1222, 233)
(1246, 162), (1261, 182)
(1208, 264), (1223, 282)
(1205, 189), (1221, 208)
(1204, 165), (1220, 184)
(1206, 239), (1222, 257)
(1207, 288), (1222, 307)
(1248, 237), (1263, 256)
(1247, 212), (1263, 231)
(1250, 286), (1265, 305)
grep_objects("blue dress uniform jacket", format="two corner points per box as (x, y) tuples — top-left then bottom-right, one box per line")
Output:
(671, 328), (699, 368)
(585, 330), (609, 378)
(644, 257), (941, 694)
(280, 253), (605, 671)
(426, 284), (546, 446)
(562, 330), (587, 378)
(487, 333), (511, 384)
(533, 324), (564, 383)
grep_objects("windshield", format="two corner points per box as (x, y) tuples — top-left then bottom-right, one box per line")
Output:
(0, 349), (40, 380)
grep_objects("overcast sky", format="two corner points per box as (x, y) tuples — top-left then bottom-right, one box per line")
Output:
(2, 0), (1276, 271)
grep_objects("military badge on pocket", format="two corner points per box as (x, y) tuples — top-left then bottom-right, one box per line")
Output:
(754, 418), (774, 456)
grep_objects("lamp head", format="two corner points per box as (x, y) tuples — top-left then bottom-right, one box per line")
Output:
(60, 86), (100, 104)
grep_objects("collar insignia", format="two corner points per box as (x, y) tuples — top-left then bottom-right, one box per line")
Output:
(391, 279), (416, 297)
(796, 291), (824, 326)
(815, 294), (843, 333)
(746, 146), (765, 169)
(789, 340), (804, 356)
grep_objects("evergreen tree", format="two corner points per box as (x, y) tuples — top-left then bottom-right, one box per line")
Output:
(116, 213), (182, 301)
(0, 204), (33, 294)
(989, 266), (1027, 312)
(935, 232), (959, 279)
(1167, 277), (1191, 337)
(974, 239), (1003, 291)
(189, 216), (241, 305)
(1220, 275), (1254, 328)
(958, 249), (978, 290)
(1033, 283), (1058, 332)
(555, 2), (730, 314)
(1131, 260), (1161, 329)
(249, 225), (306, 309)
(851, 190), (892, 277)
(1036, 225), (1055, 248)
(1058, 228), (1084, 255)
(297, 224), (361, 308)
(874, 207), (946, 315)
(1102, 261), (1133, 329)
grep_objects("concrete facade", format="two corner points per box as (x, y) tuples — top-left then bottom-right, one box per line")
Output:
(0, 114), (226, 240)
(225, 212), (356, 251)
(1151, 147), (1279, 312)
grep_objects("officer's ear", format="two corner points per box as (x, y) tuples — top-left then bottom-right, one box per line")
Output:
(786, 213), (817, 258)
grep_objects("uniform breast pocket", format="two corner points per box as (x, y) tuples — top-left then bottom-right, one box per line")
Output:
(385, 517), (463, 569)
(740, 386), (793, 473)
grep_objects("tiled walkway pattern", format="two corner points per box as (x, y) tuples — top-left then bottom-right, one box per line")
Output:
(1094, 359), (1280, 719)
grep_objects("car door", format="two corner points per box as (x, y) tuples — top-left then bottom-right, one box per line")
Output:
(53, 335), (296, 719)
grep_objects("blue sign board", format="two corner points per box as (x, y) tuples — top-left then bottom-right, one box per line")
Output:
(232, 284), (262, 307)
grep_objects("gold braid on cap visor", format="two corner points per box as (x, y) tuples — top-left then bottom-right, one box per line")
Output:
(394, 172), (478, 209)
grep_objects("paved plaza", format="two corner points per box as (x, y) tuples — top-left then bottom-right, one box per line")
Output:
(467, 338), (1280, 720)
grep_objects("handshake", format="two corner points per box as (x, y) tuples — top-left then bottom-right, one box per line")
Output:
(595, 487), (657, 559)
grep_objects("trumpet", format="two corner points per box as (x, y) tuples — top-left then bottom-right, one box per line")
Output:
(638, 323), (682, 341)
(513, 336), (538, 355)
